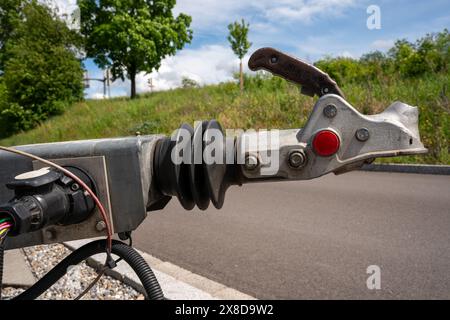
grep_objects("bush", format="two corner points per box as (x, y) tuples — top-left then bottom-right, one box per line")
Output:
(181, 77), (199, 88)
(235, 71), (287, 92)
(314, 29), (449, 83)
(315, 57), (366, 85)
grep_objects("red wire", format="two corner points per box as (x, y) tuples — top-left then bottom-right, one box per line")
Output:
(0, 222), (12, 228)
(0, 146), (112, 253)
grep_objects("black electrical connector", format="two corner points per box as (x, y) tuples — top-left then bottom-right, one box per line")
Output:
(0, 166), (96, 236)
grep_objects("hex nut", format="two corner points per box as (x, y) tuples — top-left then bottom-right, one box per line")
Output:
(44, 229), (56, 240)
(96, 220), (107, 232)
(288, 150), (307, 169)
(244, 155), (259, 171)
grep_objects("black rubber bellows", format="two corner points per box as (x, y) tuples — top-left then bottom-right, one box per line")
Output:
(154, 120), (239, 210)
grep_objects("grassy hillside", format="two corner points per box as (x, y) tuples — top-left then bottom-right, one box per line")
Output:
(0, 73), (449, 164)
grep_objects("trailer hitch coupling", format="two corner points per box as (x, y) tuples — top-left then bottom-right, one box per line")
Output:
(154, 47), (427, 210)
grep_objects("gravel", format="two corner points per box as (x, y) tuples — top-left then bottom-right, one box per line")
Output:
(2, 243), (145, 300)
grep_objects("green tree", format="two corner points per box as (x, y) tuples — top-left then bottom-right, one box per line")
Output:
(0, 0), (25, 71)
(0, 1), (83, 136)
(388, 39), (424, 76)
(78, 0), (193, 99)
(416, 31), (449, 73)
(181, 77), (198, 88)
(227, 19), (252, 92)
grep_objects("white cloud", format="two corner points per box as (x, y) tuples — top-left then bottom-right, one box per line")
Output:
(51, 0), (77, 16)
(175, 0), (356, 30)
(265, 0), (356, 23)
(43, 0), (79, 29)
(87, 45), (247, 98)
(339, 51), (354, 58)
(174, 0), (245, 31)
(90, 93), (106, 100)
(46, 0), (78, 17)
(146, 44), (247, 91)
(371, 39), (395, 50)
(294, 34), (367, 61)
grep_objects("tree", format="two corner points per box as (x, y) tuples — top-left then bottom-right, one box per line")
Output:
(78, 0), (193, 99)
(0, 1), (84, 136)
(227, 19), (252, 92)
(0, 0), (25, 71)
(181, 77), (198, 88)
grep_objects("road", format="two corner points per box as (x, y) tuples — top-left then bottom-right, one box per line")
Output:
(134, 171), (450, 299)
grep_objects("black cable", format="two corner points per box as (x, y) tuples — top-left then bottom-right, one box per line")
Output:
(74, 236), (134, 300)
(74, 269), (105, 300)
(13, 239), (164, 300)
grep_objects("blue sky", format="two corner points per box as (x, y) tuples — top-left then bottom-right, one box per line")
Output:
(55, 0), (450, 98)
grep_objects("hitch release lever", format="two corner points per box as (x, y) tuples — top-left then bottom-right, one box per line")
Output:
(248, 47), (345, 98)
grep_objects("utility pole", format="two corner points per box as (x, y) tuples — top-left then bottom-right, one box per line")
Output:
(148, 78), (155, 93)
(105, 68), (111, 98)
(83, 69), (111, 99)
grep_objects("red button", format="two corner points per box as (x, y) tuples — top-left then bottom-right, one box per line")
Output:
(312, 130), (340, 157)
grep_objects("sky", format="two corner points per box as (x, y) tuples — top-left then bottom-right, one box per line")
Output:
(52, 0), (450, 99)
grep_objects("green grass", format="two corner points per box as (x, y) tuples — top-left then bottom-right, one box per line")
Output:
(1, 73), (449, 164)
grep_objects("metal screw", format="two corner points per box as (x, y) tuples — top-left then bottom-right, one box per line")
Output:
(323, 104), (337, 118)
(96, 220), (107, 232)
(355, 128), (370, 142)
(244, 155), (259, 171)
(70, 183), (80, 191)
(322, 87), (329, 94)
(270, 56), (278, 64)
(288, 150), (307, 169)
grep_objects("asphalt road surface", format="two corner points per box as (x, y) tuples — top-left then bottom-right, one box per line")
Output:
(134, 171), (450, 299)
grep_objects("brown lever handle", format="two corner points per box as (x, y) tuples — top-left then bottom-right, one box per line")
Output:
(248, 47), (345, 98)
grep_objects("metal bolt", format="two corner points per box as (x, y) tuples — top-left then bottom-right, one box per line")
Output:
(270, 56), (278, 64)
(288, 150), (307, 169)
(355, 128), (370, 142)
(244, 155), (259, 171)
(323, 104), (337, 118)
(96, 220), (107, 232)
(44, 229), (55, 240)
(70, 183), (80, 191)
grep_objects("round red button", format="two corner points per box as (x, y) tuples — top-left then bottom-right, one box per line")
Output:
(312, 130), (340, 157)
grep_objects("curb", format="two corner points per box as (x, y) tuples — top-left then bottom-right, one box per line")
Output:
(360, 163), (450, 175)
(64, 240), (256, 300)
(2, 249), (36, 287)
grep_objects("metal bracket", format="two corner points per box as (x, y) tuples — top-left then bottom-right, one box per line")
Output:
(239, 94), (427, 181)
